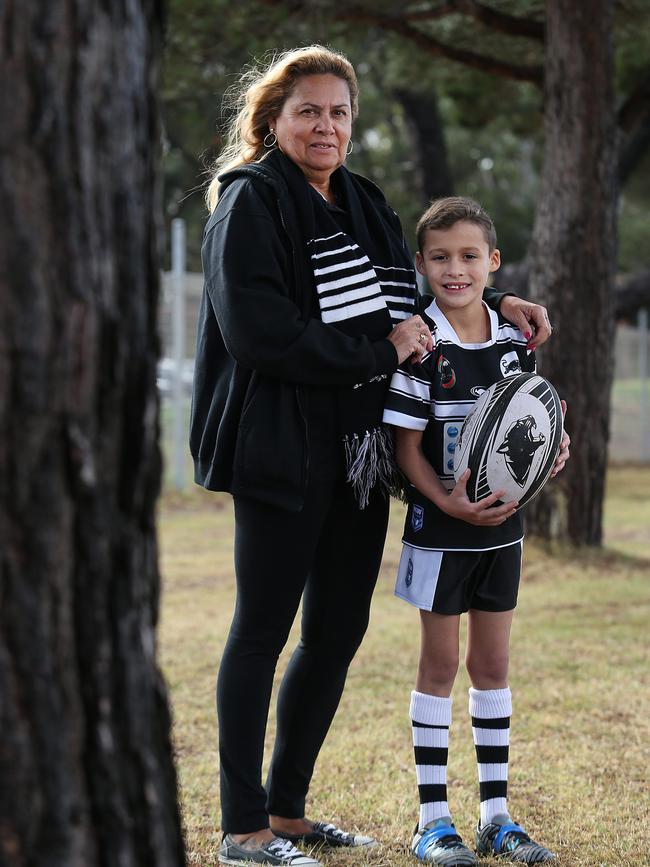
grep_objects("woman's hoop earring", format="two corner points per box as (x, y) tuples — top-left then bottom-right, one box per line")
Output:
(346, 140), (354, 156)
(263, 131), (277, 148)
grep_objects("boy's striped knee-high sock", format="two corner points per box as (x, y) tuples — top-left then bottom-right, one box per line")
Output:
(410, 690), (452, 829)
(469, 686), (512, 826)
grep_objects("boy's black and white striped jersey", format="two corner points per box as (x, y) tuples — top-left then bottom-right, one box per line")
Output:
(383, 299), (535, 551)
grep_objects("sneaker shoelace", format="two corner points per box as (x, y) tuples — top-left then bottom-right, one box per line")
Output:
(268, 838), (303, 859)
(317, 823), (347, 839)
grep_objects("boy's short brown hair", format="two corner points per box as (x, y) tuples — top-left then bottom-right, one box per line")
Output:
(416, 196), (497, 253)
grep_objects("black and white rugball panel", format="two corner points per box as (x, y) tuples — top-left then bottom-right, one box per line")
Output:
(453, 372), (563, 510)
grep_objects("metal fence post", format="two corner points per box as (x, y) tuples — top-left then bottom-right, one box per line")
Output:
(171, 218), (186, 490)
(639, 308), (649, 462)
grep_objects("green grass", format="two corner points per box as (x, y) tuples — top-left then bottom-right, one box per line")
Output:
(158, 467), (650, 867)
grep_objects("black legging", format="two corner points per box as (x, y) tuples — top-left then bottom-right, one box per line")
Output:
(216, 456), (389, 833)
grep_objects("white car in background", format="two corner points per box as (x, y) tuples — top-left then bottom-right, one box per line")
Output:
(156, 357), (194, 396)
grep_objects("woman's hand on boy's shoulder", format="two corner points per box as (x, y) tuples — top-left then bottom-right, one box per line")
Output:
(499, 295), (553, 350)
(443, 469), (518, 526)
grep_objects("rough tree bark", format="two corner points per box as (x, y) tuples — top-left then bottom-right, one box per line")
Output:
(0, 3), (185, 866)
(526, 0), (618, 545)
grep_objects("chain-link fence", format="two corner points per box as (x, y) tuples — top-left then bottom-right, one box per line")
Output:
(159, 266), (650, 491)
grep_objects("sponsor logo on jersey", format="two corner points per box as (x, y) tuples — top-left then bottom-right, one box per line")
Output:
(406, 557), (413, 587)
(437, 355), (456, 389)
(411, 504), (424, 532)
(496, 415), (546, 485)
(500, 351), (522, 378)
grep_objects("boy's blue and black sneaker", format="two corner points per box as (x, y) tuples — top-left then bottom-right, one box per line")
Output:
(476, 814), (556, 863)
(412, 817), (478, 865)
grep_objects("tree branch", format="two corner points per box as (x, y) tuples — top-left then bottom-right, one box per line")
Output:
(400, 3), (458, 22)
(618, 68), (650, 132)
(257, 0), (544, 84)
(353, 0), (544, 40)
(354, 15), (543, 83)
(616, 70), (650, 183)
(453, 0), (544, 41)
(619, 110), (650, 185)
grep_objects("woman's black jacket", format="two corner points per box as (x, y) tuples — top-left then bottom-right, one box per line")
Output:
(189, 157), (506, 512)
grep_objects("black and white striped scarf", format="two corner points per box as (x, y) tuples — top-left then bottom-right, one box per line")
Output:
(310, 232), (416, 327)
(269, 150), (418, 506)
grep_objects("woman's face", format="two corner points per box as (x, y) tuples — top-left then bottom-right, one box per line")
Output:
(269, 74), (352, 184)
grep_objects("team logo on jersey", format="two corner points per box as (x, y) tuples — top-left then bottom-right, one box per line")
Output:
(500, 351), (522, 378)
(405, 557), (413, 587)
(470, 386), (486, 398)
(411, 504), (424, 532)
(496, 415), (546, 486)
(437, 355), (456, 389)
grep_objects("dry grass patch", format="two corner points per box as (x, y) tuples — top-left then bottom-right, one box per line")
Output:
(159, 466), (650, 866)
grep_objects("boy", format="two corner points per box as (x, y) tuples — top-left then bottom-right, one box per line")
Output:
(383, 198), (556, 865)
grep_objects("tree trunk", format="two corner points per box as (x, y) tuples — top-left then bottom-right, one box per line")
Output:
(393, 86), (454, 202)
(526, 0), (618, 545)
(0, 3), (185, 866)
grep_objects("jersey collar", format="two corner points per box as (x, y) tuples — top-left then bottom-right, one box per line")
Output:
(423, 298), (498, 348)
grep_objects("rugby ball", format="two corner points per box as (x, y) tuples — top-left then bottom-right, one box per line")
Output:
(453, 372), (563, 510)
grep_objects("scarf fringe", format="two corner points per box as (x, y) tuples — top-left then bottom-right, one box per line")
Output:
(344, 425), (409, 508)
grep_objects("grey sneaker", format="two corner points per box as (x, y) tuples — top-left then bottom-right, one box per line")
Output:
(412, 817), (478, 865)
(273, 820), (377, 848)
(476, 814), (556, 863)
(219, 834), (322, 866)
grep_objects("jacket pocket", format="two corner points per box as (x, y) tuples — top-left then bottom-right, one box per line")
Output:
(239, 371), (260, 424)
(232, 378), (306, 501)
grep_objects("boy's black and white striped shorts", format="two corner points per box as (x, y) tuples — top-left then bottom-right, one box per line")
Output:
(395, 541), (523, 614)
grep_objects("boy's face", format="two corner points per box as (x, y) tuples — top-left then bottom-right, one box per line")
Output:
(416, 220), (500, 315)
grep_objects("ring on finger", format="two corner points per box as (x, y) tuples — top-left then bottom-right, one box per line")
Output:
(418, 332), (426, 343)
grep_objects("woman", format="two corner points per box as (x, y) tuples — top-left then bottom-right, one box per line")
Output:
(190, 46), (567, 867)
